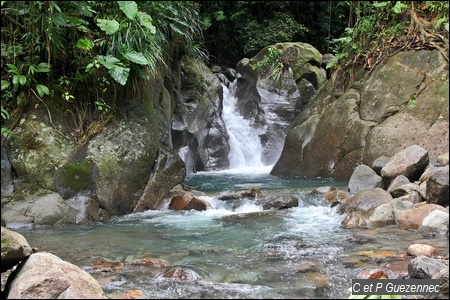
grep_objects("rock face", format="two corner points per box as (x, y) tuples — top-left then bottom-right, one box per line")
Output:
(133, 148), (186, 212)
(1, 147), (13, 197)
(234, 42), (327, 165)
(271, 49), (449, 179)
(172, 55), (229, 173)
(1, 53), (222, 224)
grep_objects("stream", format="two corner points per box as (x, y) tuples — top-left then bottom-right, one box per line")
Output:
(9, 75), (449, 299)
(13, 170), (449, 299)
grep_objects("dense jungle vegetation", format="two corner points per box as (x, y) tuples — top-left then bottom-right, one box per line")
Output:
(1, 1), (448, 147)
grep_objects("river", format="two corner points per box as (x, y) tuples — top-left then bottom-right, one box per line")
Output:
(9, 75), (449, 299)
(13, 169), (449, 299)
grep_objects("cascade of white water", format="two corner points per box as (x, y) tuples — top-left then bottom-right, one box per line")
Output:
(221, 81), (266, 171)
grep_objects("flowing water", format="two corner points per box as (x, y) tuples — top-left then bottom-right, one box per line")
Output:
(12, 173), (449, 299)
(221, 80), (264, 169)
(9, 79), (449, 299)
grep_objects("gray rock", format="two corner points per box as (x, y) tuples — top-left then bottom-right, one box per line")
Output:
(5, 252), (107, 299)
(408, 256), (447, 279)
(26, 193), (77, 226)
(262, 194), (299, 210)
(426, 165), (449, 206)
(348, 164), (383, 193)
(272, 49), (448, 180)
(339, 188), (393, 228)
(437, 152), (449, 167)
(369, 198), (413, 227)
(431, 266), (449, 298)
(1, 146), (13, 197)
(372, 155), (391, 175)
(418, 210), (449, 236)
(133, 148), (186, 212)
(386, 175), (410, 193)
(1, 226), (33, 272)
(338, 188), (393, 215)
(381, 145), (429, 185)
(388, 182), (420, 198)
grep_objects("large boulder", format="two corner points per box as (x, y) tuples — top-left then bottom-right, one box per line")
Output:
(338, 188), (393, 228)
(271, 49), (449, 180)
(4, 252), (107, 299)
(7, 107), (75, 191)
(348, 164), (383, 193)
(426, 165), (449, 206)
(1, 226), (33, 272)
(395, 203), (448, 230)
(380, 144), (429, 186)
(172, 55), (229, 173)
(133, 148), (186, 212)
(1, 191), (78, 226)
(408, 256), (447, 279)
(418, 210), (449, 235)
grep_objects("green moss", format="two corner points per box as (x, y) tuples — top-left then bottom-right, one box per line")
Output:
(1, 236), (17, 254)
(63, 161), (95, 191)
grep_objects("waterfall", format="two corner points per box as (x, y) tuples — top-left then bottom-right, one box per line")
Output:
(221, 81), (266, 171)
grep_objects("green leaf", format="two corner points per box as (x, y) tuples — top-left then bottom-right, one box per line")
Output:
(119, 47), (149, 65)
(202, 16), (212, 29)
(214, 11), (226, 21)
(28, 64), (37, 75)
(18, 75), (26, 86)
(36, 84), (50, 97)
(1, 106), (10, 119)
(36, 62), (51, 73)
(76, 38), (94, 51)
(7, 64), (20, 75)
(108, 64), (130, 86)
(373, 2), (389, 8)
(12, 75), (20, 85)
(97, 55), (122, 70)
(66, 16), (89, 26)
(137, 11), (156, 34)
(118, 1), (138, 20)
(392, 1), (407, 14)
(1, 80), (11, 91)
(96, 19), (120, 35)
(1, 127), (13, 138)
(16, 92), (25, 104)
(97, 55), (130, 85)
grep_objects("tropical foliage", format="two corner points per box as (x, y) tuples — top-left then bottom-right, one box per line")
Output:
(328, 1), (449, 90)
(199, 1), (348, 65)
(1, 1), (205, 145)
(1, 1), (448, 145)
